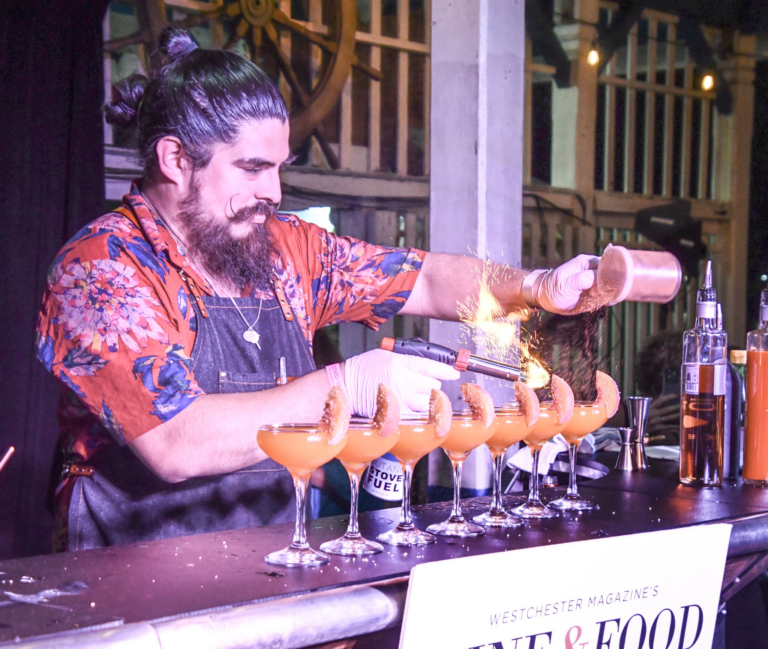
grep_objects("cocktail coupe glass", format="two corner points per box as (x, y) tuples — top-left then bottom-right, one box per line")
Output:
(320, 418), (400, 556)
(257, 424), (348, 567)
(426, 410), (497, 537)
(472, 404), (534, 528)
(512, 404), (570, 519)
(377, 415), (448, 546)
(548, 402), (608, 512)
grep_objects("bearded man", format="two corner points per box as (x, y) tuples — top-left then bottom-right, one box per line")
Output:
(37, 27), (600, 551)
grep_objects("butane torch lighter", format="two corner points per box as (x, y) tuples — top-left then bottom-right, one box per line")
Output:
(380, 337), (523, 382)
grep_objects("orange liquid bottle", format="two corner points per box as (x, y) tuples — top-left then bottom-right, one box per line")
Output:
(679, 262), (726, 487)
(744, 291), (768, 486)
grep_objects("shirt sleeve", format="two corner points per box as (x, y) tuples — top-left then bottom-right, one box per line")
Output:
(35, 227), (203, 445)
(292, 219), (425, 331)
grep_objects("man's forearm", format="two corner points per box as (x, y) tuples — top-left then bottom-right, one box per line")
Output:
(400, 252), (531, 320)
(130, 367), (334, 482)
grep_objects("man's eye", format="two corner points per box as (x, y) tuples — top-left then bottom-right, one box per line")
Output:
(244, 167), (265, 175)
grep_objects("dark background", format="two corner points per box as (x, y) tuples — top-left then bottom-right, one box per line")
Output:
(1, 0), (768, 561)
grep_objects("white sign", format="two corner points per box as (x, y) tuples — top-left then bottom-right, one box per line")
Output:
(400, 524), (731, 649)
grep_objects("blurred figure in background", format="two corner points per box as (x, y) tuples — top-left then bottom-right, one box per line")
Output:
(635, 331), (683, 444)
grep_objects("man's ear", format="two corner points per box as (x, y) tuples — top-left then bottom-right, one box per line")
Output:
(155, 136), (192, 186)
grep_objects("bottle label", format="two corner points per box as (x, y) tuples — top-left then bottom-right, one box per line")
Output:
(683, 364), (726, 396)
(362, 452), (404, 501)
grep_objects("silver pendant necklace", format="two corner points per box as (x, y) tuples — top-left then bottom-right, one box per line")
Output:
(194, 268), (264, 349)
(151, 208), (265, 347)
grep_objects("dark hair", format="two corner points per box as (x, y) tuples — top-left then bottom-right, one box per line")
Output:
(104, 27), (288, 175)
(635, 331), (684, 397)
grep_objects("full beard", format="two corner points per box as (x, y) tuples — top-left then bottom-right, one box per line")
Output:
(177, 178), (279, 292)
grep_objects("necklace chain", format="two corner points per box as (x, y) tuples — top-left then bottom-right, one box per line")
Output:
(149, 202), (264, 347)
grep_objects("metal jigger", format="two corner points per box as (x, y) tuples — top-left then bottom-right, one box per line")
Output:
(615, 428), (637, 471)
(626, 396), (652, 470)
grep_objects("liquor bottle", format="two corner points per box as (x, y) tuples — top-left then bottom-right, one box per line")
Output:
(679, 262), (726, 487)
(717, 306), (743, 480)
(744, 291), (768, 486)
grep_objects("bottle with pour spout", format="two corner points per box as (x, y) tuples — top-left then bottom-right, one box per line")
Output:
(679, 261), (726, 487)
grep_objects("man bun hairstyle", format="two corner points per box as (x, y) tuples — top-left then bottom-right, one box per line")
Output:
(104, 26), (288, 175)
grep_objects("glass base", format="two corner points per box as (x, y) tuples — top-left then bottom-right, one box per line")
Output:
(473, 509), (524, 528)
(265, 545), (330, 567)
(320, 534), (383, 556)
(512, 499), (558, 519)
(427, 518), (486, 537)
(744, 478), (768, 487)
(377, 525), (436, 546)
(548, 494), (599, 511)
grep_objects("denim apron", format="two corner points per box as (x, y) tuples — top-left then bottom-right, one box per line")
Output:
(68, 287), (316, 550)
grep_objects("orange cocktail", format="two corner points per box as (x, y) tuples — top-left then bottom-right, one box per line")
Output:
(474, 404), (536, 529)
(257, 422), (348, 567)
(440, 414), (495, 461)
(389, 419), (444, 465)
(336, 424), (400, 475)
(514, 374), (574, 520)
(321, 420), (400, 556)
(486, 406), (537, 456)
(428, 411), (496, 538)
(378, 418), (444, 546)
(561, 403), (608, 445)
(549, 402), (609, 512)
(522, 404), (569, 450)
(258, 426), (347, 479)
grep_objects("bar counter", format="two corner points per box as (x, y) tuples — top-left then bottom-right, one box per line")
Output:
(2, 455), (768, 649)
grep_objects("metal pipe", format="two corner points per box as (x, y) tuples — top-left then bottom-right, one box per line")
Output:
(381, 337), (522, 382)
(8, 582), (407, 649)
(465, 356), (522, 381)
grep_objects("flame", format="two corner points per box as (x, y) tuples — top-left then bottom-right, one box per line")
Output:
(523, 355), (550, 389)
(457, 262), (551, 389)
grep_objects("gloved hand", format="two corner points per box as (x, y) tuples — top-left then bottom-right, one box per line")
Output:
(343, 349), (460, 418)
(535, 254), (600, 314)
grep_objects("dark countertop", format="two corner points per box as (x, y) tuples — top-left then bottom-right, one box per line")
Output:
(2, 454), (768, 645)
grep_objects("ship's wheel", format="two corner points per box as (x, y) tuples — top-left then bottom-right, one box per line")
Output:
(105, 0), (382, 169)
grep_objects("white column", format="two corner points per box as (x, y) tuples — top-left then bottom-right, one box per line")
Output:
(428, 0), (526, 493)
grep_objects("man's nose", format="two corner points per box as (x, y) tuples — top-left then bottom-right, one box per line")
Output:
(259, 168), (282, 206)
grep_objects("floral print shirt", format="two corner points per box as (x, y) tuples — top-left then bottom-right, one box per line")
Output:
(36, 183), (424, 465)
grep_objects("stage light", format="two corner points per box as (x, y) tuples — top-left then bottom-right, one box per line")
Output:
(702, 73), (715, 91)
(761, 274), (767, 282)
(587, 48), (600, 66)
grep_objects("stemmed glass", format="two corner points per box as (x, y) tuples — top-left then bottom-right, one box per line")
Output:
(548, 402), (608, 512)
(320, 418), (400, 555)
(512, 403), (571, 519)
(426, 410), (496, 537)
(257, 424), (347, 566)
(473, 404), (537, 528)
(377, 415), (448, 546)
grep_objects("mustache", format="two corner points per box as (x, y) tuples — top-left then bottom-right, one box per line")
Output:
(228, 199), (278, 223)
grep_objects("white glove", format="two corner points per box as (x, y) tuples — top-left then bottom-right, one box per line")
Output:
(344, 349), (460, 418)
(536, 254), (600, 314)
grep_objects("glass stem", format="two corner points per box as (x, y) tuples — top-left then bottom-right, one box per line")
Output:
(398, 463), (414, 528)
(567, 443), (579, 497)
(490, 452), (505, 514)
(345, 471), (362, 538)
(450, 460), (465, 521)
(529, 449), (542, 504)
(290, 475), (310, 550)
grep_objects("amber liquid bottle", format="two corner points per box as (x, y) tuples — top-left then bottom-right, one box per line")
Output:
(679, 262), (726, 487)
(744, 290), (768, 486)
